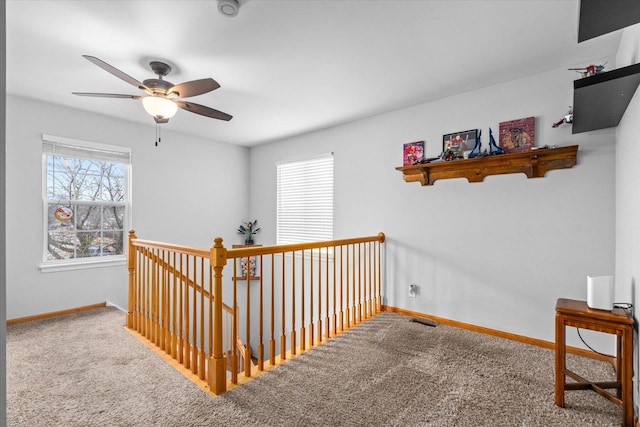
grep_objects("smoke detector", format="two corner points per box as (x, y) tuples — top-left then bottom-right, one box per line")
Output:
(218, 0), (240, 17)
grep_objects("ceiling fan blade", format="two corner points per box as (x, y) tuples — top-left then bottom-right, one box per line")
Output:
(82, 55), (150, 93)
(72, 92), (143, 99)
(175, 100), (232, 121)
(168, 78), (220, 98)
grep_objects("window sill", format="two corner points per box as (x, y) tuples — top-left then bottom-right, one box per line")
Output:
(39, 257), (126, 273)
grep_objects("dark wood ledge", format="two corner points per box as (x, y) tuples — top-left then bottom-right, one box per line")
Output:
(395, 145), (578, 186)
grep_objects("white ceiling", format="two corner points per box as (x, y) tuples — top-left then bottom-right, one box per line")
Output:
(6, 0), (621, 147)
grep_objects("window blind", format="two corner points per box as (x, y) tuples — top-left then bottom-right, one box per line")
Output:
(277, 153), (333, 244)
(42, 134), (131, 164)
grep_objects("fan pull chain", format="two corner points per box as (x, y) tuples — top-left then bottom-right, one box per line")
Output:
(155, 124), (162, 147)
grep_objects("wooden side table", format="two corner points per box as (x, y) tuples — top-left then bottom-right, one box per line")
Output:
(555, 298), (634, 426)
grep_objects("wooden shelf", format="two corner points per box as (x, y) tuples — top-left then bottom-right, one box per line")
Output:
(572, 63), (640, 134)
(233, 276), (260, 281)
(395, 145), (578, 186)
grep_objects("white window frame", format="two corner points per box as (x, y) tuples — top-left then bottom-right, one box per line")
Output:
(40, 134), (132, 273)
(277, 153), (333, 245)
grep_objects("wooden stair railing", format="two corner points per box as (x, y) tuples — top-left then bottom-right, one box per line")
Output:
(126, 233), (237, 390)
(127, 231), (385, 395)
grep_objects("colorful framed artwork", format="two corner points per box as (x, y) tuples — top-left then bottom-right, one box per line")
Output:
(442, 129), (478, 158)
(403, 141), (425, 165)
(499, 117), (535, 153)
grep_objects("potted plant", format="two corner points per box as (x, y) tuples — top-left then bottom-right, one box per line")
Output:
(237, 220), (260, 245)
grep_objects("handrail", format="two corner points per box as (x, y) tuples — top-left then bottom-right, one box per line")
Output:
(227, 232), (385, 258)
(126, 230), (385, 396)
(131, 238), (210, 258)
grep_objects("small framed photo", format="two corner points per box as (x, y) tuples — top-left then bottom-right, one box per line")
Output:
(403, 141), (425, 165)
(443, 129), (478, 157)
(499, 117), (535, 153)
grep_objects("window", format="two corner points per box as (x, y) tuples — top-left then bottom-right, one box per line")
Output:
(41, 135), (131, 270)
(277, 153), (333, 244)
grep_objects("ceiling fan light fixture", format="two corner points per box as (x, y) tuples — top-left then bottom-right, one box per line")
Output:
(218, 0), (239, 17)
(142, 96), (178, 120)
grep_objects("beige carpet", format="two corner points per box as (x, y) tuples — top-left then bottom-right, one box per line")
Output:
(7, 307), (621, 426)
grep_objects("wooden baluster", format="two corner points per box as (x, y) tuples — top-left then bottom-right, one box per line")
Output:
(154, 249), (160, 346)
(163, 250), (169, 352)
(184, 255), (190, 370)
(156, 249), (164, 350)
(149, 250), (153, 338)
(258, 255), (264, 371)
(371, 242), (376, 315)
(224, 309), (229, 368)
(280, 254), (287, 361)
(178, 254), (184, 365)
(145, 250), (149, 337)
(245, 262), (252, 377)
(358, 243), (363, 323)
(364, 243), (369, 319)
(162, 251), (171, 355)
(135, 249), (140, 332)
(309, 249), (314, 347)
(365, 242), (370, 317)
(235, 305), (240, 380)
(378, 235), (384, 312)
(171, 251), (178, 359)
(368, 242), (373, 316)
(290, 250), (296, 356)
(141, 248), (146, 332)
(360, 244), (365, 320)
(145, 250), (151, 340)
(351, 244), (356, 326)
(160, 249), (165, 346)
(149, 251), (153, 332)
(147, 249), (152, 340)
(300, 249), (306, 352)
(325, 247), (330, 338)
(158, 250), (164, 350)
(154, 248), (160, 345)
(191, 255), (198, 375)
(208, 262), (213, 362)
(199, 257), (206, 380)
(345, 245), (350, 329)
(317, 247), (322, 343)
(270, 253), (276, 366)
(231, 262), (238, 382)
(339, 245), (344, 333)
(148, 250), (153, 338)
(332, 245), (337, 336)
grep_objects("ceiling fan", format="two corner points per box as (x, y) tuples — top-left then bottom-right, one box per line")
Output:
(72, 55), (232, 124)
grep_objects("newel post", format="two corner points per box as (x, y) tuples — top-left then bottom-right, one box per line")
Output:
(209, 237), (228, 395)
(126, 230), (137, 329)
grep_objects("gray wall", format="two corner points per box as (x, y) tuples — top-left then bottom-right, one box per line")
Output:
(249, 63), (616, 349)
(614, 24), (640, 417)
(5, 95), (249, 319)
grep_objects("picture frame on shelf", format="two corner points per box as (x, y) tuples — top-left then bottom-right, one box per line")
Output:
(403, 141), (425, 165)
(241, 256), (257, 278)
(499, 116), (535, 153)
(442, 129), (478, 159)
(232, 244), (261, 280)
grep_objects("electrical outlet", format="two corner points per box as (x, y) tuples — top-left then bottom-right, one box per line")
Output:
(409, 284), (417, 298)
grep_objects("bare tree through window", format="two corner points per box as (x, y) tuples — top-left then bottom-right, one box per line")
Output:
(45, 154), (126, 261)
